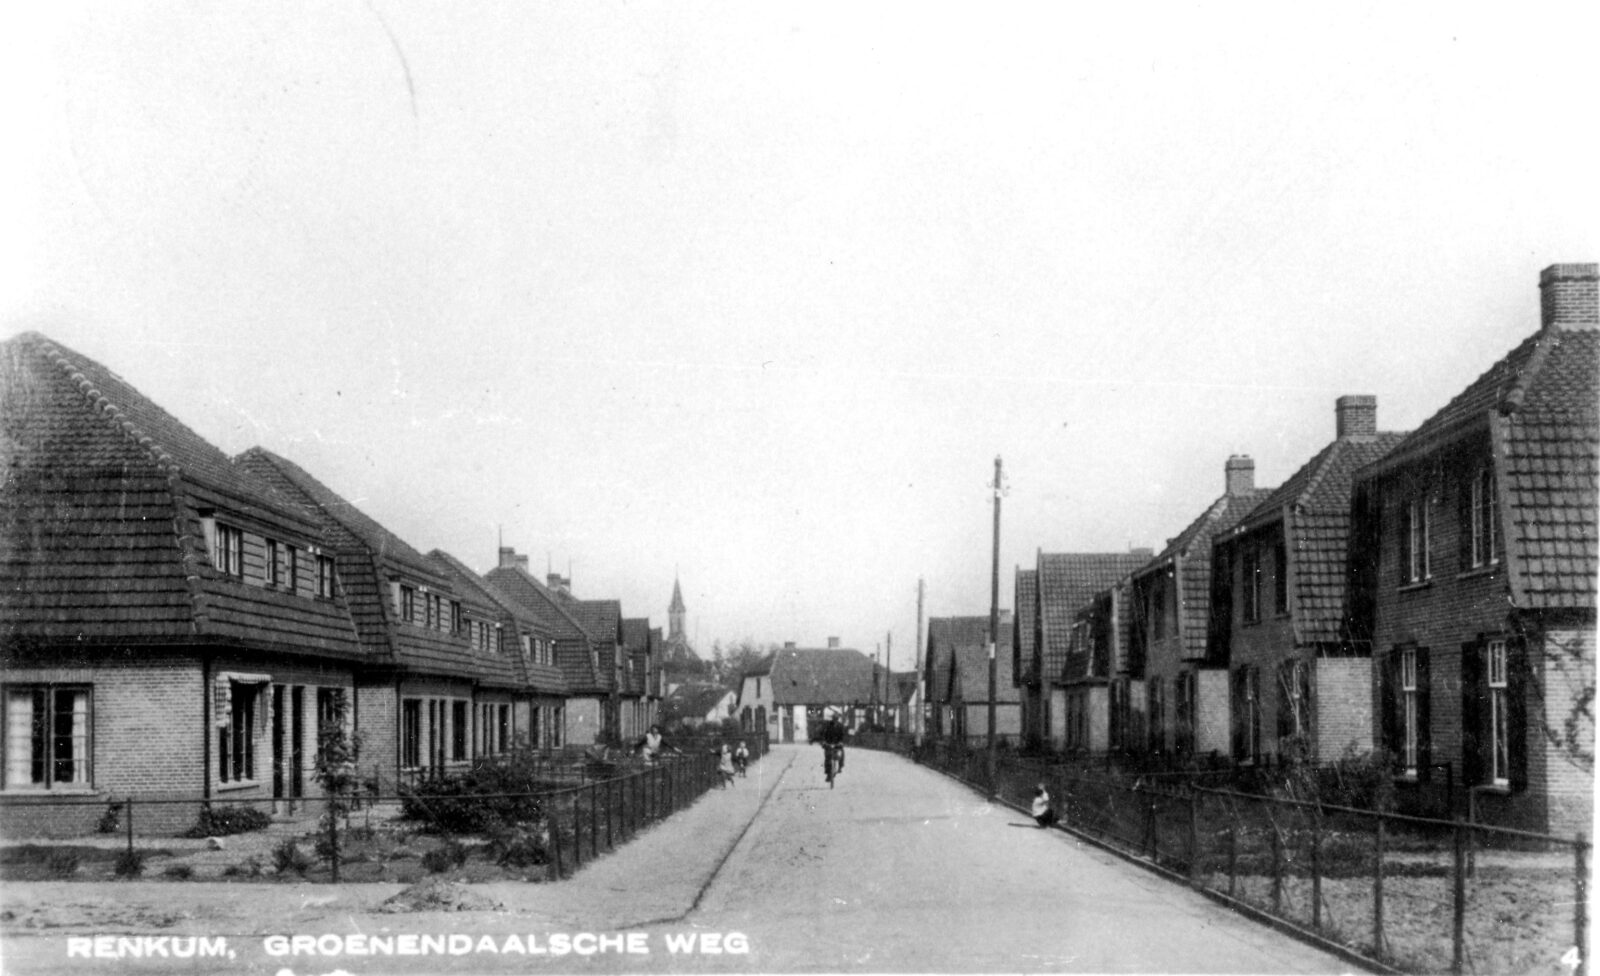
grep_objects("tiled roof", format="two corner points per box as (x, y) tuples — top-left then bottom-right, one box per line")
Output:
(1231, 433), (1406, 644)
(663, 682), (733, 723)
(623, 618), (653, 696)
(482, 565), (607, 692)
(926, 617), (1015, 703)
(1, 333), (362, 657)
(766, 647), (880, 705)
(1135, 490), (1271, 660)
(235, 449), (473, 676)
(1012, 569), (1038, 687)
(427, 549), (541, 692)
(1038, 552), (1152, 683)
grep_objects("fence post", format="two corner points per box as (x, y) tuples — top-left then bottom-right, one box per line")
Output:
(328, 794), (340, 884)
(606, 777), (614, 850)
(1452, 818), (1466, 975)
(589, 783), (598, 860)
(1187, 790), (1199, 884)
(1270, 825), (1283, 915)
(1227, 818), (1237, 898)
(1374, 815), (1386, 960)
(548, 811), (563, 881)
(1310, 814), (1321, 931)
(1576, 833), (1589, 976)
(126, 796), (134, 861)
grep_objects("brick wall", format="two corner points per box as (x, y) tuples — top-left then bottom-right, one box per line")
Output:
(1229, 611), (1296, 760)
(1195, 669), (1230, 757)
(1533, 625), (1595, 838)
(1316, 657), (1375, 759)
(566, 697), (603, 745)
(355, 680), (397, 791)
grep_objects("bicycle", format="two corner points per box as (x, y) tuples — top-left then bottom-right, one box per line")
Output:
(822, 743), (843, 788)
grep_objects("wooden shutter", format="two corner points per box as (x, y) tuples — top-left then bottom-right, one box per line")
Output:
(1460, 641), (1484, 787)
(1276, 663), (1294, 739)
(1508, 637), (1528, 793)
(1380, 652), (1399, 769)
(1457, 475), (1474, 571)
(1397, 501), (1412, 586)
(1415, 648), (1432, 782)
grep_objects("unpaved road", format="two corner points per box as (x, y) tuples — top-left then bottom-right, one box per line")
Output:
(0, 745), (1361, 974)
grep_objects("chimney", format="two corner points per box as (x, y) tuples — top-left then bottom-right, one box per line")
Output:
(1336, 395), (1378, 439)
(784, 641), (796, 650)
(827, 636), (840, 649)
(498, 546), (529, 571)
(1225, 455), (1255, 496)
(1540, 263), (1599, 330)
(546, 573), (569, 594)
(1130, 547), (1154, 558)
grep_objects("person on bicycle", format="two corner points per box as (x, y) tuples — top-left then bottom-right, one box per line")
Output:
(820, 712), (846, 775)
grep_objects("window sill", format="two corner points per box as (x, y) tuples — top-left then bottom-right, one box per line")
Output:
(216, 780), (261, 794)
(1397, 580), (1433, 593)
(1456, 565), (1500, 581)
(1472, 784), (1512, 797)
(0, 787), (99, 798)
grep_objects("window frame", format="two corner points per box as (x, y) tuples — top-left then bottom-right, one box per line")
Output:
(401, 699), (422, 768)
(1241, 544), (1262, 623)
(1487, 639), (1509, 787)
(315, 556), (336, 599)
(218, 681), (259, 784)
(212, 522), (244, 579)
(1402, 494), (1432, 584)
(3, 684), (93, 791)
(1401, 648), (1419, 777)
(1470, 467), (1499, 569)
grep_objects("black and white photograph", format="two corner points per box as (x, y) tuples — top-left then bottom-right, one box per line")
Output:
(1, 3), (1595, 974)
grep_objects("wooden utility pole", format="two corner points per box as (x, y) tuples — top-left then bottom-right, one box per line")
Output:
(915, 578), (925, 746)
(988, 455), (1003, 793)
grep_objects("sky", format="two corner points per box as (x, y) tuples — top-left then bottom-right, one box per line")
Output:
(2, 3), (1596, 671)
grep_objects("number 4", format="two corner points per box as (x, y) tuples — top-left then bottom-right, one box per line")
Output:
(1561, 946), (1581, 970)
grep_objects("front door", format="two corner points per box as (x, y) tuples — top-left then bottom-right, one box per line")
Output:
(272, 685), (285, 803)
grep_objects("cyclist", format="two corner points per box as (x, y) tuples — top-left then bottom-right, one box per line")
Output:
(819, 712), (847, 777)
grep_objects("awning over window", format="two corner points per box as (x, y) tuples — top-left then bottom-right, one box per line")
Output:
(213, 672), (271, 728)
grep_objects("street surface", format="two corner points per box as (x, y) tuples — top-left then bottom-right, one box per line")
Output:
(1, 745), (1361, 974)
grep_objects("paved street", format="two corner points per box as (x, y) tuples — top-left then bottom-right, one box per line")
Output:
(1, 745), (1361, 974)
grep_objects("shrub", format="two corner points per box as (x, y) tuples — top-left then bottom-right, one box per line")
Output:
(113, 849), (146, 878)
(184, 804), (273, 838)
(399, 750), (547, 834)
(96, 802), (123, 835)
(487, 821), (550, 868)
(222, 857), (263, 878)
(162, 864), (194, 880)
(1279, 748), (1396, 812)
(272, 839), (311, 876)
(421, 840), (468, 874)
(46, 850), (81, 878)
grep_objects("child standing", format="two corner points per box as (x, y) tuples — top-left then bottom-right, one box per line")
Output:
(717, 743), (736, 788)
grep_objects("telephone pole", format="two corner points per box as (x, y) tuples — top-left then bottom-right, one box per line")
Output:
(915, 578), (925, 746)
(988, 455), (1003, 793)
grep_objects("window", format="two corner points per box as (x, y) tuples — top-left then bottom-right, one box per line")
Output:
(1241, 544), (1262, 622)
(266, 540), (283, 587)
(450, 601), (462, 636)
(1401, 649), (1420, 776)
(1400, 494), (1431, 584)
(1278, 659), (1312, 742)
(449, 700), (468, 763)
(211, 523), (244, 579)
(1231, 666), (1260, 763)
(402, 700), (421, 768)
(315, 556), (335, 599)
(400, 586), (416, 623)
(1468, 467), (1499, 568)
(424, 593), (437, 629)
(286, 546), (300, 593)
(1272, 539), (1288, 615)
(4, 686), (91, 790)
(497, 705), (511, 752)
(1146, 679), (1166, 754)
(1487, 640), (1509, 786)
(219, 682), (258, 782)
(315, 688), (344, 764)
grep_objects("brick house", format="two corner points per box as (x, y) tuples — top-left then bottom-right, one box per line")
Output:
(924, 615), (1018, 743)
(1131, 457), (1271, 761)
(1, 334), (367, 833)
(236, 449), (496, 791)
(1348, 264), (1597, 836)
(1031, 550), (1153, 750)
(1063, 575), (1136, 754)
(621, 617), (661, 737)
(737, 641), (879, 743)
(1011, 569), (1041, 745)
(484, 548), (616, 746)
(428, 549), (570, 751)
(1210, 398), (1405, 766)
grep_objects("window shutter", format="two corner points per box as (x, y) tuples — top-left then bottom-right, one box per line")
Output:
(1276, 663), (1293, 739)
(1380, 653), (1399, 768)
(1460, 641), (1484, 787)
(1508, 637), (1529, 793)
(1457, 476), (1474, 571)
(1230, 667), (1246, 759)
(1299, 662), (1313, 741)
(1397, 502), (1412, 585)
(1415, 647), (1432, 782)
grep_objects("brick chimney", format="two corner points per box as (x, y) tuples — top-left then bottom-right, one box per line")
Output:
(498, 546), (529, 571)
(1225, 455), (1255, 496)
(1336, 395), (1377, 439)
(546, 574), (570, 594)
(827, 636), (840, 649)
(784, 641), (796, 650)
(1540, 263), (1599, 330)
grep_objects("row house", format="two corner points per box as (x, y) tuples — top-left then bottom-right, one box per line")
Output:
(484, 550), (620, 747)
(924, 615), (1018, 742)
(1130, 456), (1271, 762)
(1, 334), (369, 831)
(621, 618), (661, 738)
(737, 641), (880, 743)
(1011, 569), (1040, 743)
(1348, 264), (1596, 836)
(1211, 398), (1405, 768)
(1063, 574), (1133, 754)
(1027, 550), (1151, 750)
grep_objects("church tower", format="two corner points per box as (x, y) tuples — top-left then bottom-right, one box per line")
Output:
(668, 576), (686, 644)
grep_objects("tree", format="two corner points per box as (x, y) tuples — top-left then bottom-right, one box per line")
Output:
(716, 638), (772, 691)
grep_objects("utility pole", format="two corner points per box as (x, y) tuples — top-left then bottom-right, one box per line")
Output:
(886, 631), (893, 730)
(915, 578), (925, 746)
(988, 455), (1003, 794)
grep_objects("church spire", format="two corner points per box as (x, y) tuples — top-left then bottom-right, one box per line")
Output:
(668, 576), (686, 643)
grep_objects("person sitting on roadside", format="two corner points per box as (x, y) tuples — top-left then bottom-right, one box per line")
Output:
(1031, 783), (1057, 829)
(639, 724), (665, 763)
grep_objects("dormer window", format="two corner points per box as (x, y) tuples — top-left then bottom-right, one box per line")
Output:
(315, 556), (336, 599)
(450, 601), (462, 636)
(211, 522), (243, 579)
(1400, 493), (1432, 584)
(1467, 467), (1499, 568)
(265, 540), (283, 587)
(399, 585), (416, 623)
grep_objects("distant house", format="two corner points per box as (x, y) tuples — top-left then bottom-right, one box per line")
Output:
(737, 640), (880, 743)
(1348, 264), (1597, 836)
(1063, 575), (1136, 754)
(662, 682), (736, 730)
(925, 615), (1018, 742)
(1210, 398), (1405, 767)
(622, 617), (661, 735)
(1030, 550), (1153, 750)
(1012, 569), (1041, 745)
(1131, 457), (1271, 762)
(1, 334), (367, 831)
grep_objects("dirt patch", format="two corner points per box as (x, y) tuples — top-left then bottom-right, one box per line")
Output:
(377, 878), (506, 913)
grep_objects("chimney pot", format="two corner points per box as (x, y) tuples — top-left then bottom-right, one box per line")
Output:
(1224, 455), (1255, 496)
(827, 636), (840, 649)
(1336, 395), (1378, 438)
(498, 546), (520, 569)
(784, 641), (796, 650)
(1539, 263), (1599, 330)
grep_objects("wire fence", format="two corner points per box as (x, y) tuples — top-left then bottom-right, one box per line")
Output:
(862, 734), (1588, 976)
(0, 733), (769, 887)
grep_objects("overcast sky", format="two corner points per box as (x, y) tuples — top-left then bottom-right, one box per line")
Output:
(3, 3), (1595, 669)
